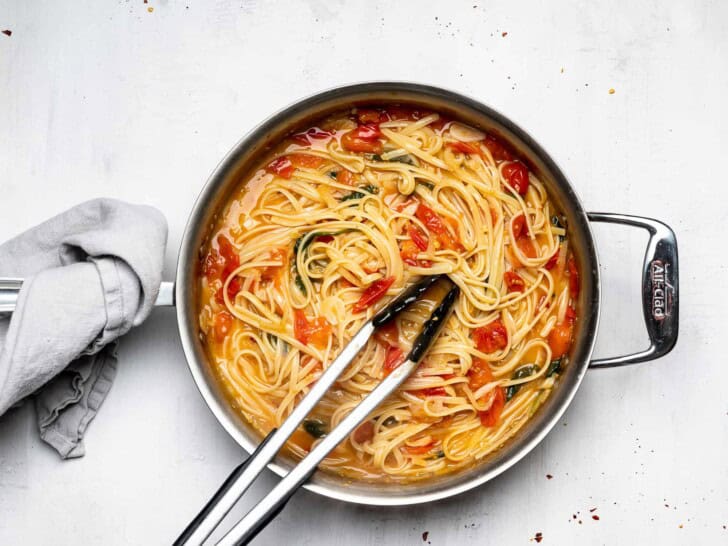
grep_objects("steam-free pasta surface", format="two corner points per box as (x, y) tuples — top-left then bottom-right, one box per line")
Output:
(198, 105), (580, 481)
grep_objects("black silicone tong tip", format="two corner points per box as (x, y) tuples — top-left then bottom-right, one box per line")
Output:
(407, 282), (460, 363)
(371, 274), (443, 328)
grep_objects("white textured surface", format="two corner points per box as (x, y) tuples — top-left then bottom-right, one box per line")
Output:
(0, 1), (725, 544)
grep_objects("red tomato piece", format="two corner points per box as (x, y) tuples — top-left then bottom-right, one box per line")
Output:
(502, 161), (530, 195)
(483, 135), (513, 162)
(504, 271), (526, 293)
(293, 309), (332, 349)
(565, 305), (577, 324)
(202, 248), (226, 282)
(353, 277), (395, 313)
(404, 442), (436, 455)
(468, 358), (495, 392)
(374, 320), (399, 346)
(479, 387), (506, 427)
(511, 214), (527, 239)
(447, 141), (482, 155)
(353, 420), (375, 443)
(341, 124), (383, 153)
(383, 346), (405, 376)
(316, 235), (334, 244)
(415, 203), (462, 251)
(215, 276), (243, 304)
(266, 156), (294, 179)
(400, 240), (431, 267)
(217, 234), (240, 278)
(335, 169), (354, 185)
(289, 153), (326, 169)
(213, 311), (233, 342)
(407, 224), (429, 251)
(545, 248), (559, 270)
(473, 320), (509, 353)
(516, 235), (537, 259)
(567, 256), (580, 297)
(419, 386), (448, 397)
(548, 322), (573, 359)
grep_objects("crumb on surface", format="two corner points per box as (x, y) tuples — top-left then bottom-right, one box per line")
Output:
(2, 29), (11, 36)
(609, 88), (616, 94)
(147, 6), (154, 12)
(422, 531), (429, 542)
(501, 31), (508, 37)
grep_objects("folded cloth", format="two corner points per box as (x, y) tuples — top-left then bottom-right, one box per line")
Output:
(0, 198), (167, 458)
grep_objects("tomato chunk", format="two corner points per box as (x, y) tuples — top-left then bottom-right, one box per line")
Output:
(353, 277), (395, 313)
(502, 161), (530, 195)
(504, 271), (526, 293)
(419, 386), (447, 397)
(374, 320), (399, 346)
(516, 235), (537, 259)
(404, 442), (436, 455)
(335, 169), (354, 185)
(202, 248), (226, 282)
(468, 359), (506, 426)
(407, 224), (429, 251)
(400, 240), (431, 267)
(479, 387), (506, 427)
(473, 320), (508, 353)
(415, 203), (462, 251)
(446, 141), (481, 155)
(483, 135), (513, 162)
(266, 156), (294, 179)
(468, 358), (495, 391)
(215, 276), (243, 304)
(545, 248), (559, 270)
(217, 235), (240, 278)
(289, 153), (325, 169)
(548, 321), (573, 359)
(383, 346), (405, 376)
(341, 124), (383, 153)
(293, 309), (332, 349)
(353, 420), (376, 443)
(213, 311), (233, 342)
(567, 256), (580, 297)
(511, 214), (527, 239)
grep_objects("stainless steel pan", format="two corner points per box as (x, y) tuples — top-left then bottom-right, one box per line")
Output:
(0, 82), (679, 508)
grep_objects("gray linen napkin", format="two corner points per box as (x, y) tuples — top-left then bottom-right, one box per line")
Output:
(0, 198), (167, 458)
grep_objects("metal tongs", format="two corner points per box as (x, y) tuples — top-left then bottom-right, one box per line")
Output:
(176, 274), (459, 546)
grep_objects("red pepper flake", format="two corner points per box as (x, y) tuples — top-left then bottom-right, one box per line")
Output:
(589, 507), (597, 512)
(534, 532), (543, 543)
(502, 31), (508, 37)
(546, 474), (553, 480)
(421, 531), (429, 542)
(592, 515), (600, 521)
(2, 30), (11, 37)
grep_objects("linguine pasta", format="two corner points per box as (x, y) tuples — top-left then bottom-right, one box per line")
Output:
(198, 105), (579, 481)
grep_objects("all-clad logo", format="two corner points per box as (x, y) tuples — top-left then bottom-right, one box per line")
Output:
(650, 260), (674, 320)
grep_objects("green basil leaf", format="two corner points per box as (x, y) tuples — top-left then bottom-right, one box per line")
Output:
(505, 364), (538, 401)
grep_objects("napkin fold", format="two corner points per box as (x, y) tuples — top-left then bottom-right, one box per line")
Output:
(0, 198), (168, 458)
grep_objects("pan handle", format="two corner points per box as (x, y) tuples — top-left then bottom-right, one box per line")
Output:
(587, 213), (679, 368)
(0, 279), (175, 314)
